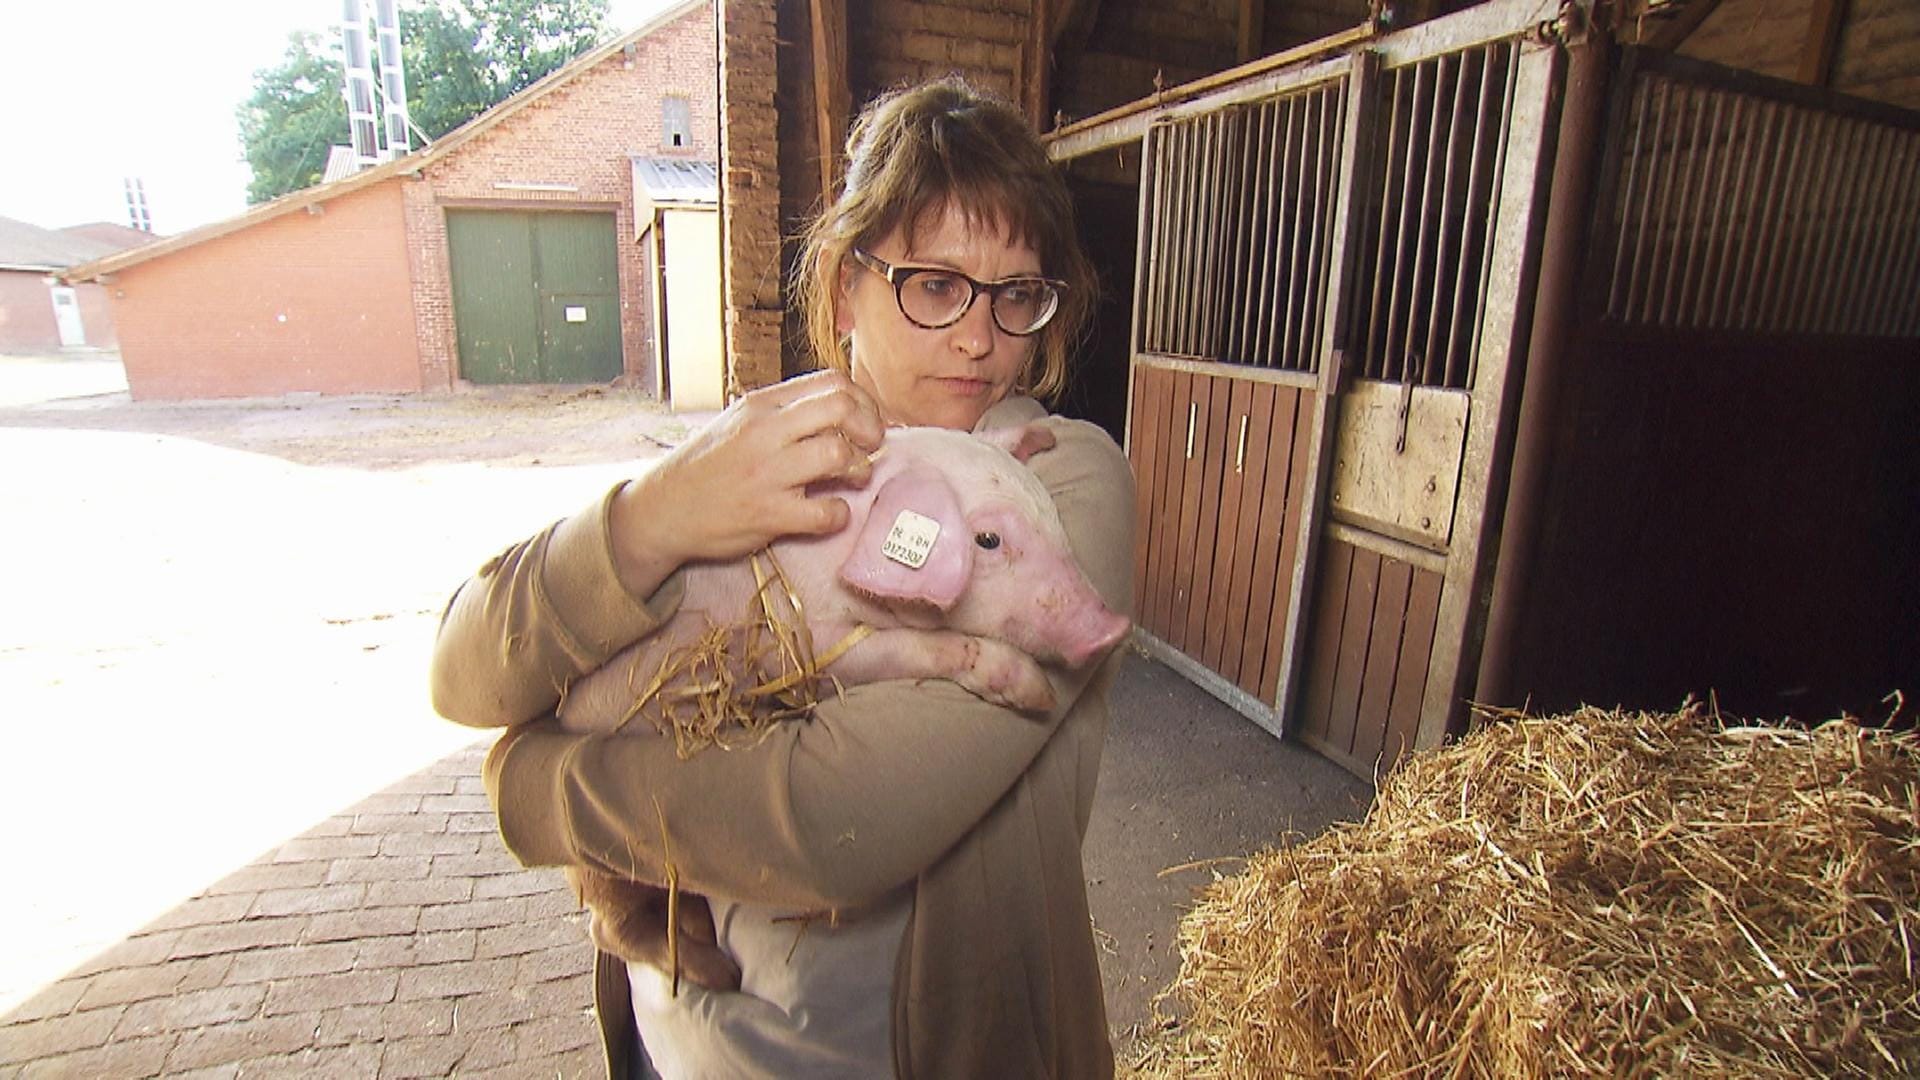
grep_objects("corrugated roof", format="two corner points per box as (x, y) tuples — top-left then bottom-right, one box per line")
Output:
(322, 146), (362, 184)
(0, 215), (127, 272)
(63, 0), (710, 283)
(630, 156), (719, 206)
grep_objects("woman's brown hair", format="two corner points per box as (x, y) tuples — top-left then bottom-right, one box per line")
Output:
(792, 77), (1095, 405)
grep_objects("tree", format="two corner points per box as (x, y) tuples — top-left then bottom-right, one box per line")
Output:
(237, 31), (347, 205)
(237, 0), (610, 204)
(404, 0), (610, 140)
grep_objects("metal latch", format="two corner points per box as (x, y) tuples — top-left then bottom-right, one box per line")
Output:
(1395, 378), (1414, 454)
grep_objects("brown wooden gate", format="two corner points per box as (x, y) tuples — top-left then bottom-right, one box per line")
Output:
(1109, 0), (1569, 777)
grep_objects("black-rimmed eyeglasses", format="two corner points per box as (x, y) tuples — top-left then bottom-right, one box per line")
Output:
(850, 249), (1066, 337)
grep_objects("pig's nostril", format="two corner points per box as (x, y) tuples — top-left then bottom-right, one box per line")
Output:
(974, 532), (1001, 550)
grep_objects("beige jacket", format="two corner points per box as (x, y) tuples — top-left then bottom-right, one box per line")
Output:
(430, 397), (1135, 1079)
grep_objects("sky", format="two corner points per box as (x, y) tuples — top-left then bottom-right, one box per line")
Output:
(0, 0), (685, 236)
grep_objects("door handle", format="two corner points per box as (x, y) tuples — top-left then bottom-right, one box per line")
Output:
(1185, 403), (1197, 460)
(1235, 414), (1249, 473)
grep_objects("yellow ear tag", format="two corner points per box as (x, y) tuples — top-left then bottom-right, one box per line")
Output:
(882, 510), (940, 569)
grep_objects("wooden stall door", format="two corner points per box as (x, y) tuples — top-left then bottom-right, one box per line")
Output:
(1287, 36), (1564, 777)
(1127, 363), (1316, 716)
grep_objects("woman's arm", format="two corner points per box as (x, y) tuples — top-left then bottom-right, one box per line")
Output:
(483, 411), (1136, 910)
(430, 371), (886, 730)
(428, 483), (689, 729)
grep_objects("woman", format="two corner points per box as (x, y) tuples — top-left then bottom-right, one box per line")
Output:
(432, 77), (1134, 1079)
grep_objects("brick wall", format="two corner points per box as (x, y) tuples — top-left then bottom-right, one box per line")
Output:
(0, 272), (60, 353)
(73, 279), (119, 350)
(0, 273), (119, 353)
(720, 0), (785, 392)
(409, 2), (719, 391)
(109, 181), (419, 400)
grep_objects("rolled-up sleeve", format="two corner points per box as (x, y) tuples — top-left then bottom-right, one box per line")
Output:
(430, 481), (686, 729)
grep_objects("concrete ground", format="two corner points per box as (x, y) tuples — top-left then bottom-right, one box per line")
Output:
(0, 353), (1370, 1077)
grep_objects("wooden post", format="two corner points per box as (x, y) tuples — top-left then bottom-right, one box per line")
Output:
(1797, 0), (1850, 88)
(810, 0), (849, 201)
(1026, 0), (1052, 130)
(1237, 0), (1264, 64)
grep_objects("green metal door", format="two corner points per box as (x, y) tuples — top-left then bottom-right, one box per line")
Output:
(447, 212), (540, 383)
(533, 213), (621, 383)
(446, 210), (621, 384)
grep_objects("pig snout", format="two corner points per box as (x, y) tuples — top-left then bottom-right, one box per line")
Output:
(1025, 580), (1131, 668)
(989, 546), (1131, 669)
(1057, 602), (1132, 668)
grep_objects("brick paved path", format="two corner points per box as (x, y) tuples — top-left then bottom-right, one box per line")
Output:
(0, 744), (603, 1079)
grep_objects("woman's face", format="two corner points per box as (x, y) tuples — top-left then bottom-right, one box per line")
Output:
(837, 201), (1042, 431)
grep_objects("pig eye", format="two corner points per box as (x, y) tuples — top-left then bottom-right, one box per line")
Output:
(974, 531), (1001, 550)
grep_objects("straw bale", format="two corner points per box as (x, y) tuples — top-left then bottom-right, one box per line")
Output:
(1130, 705), (1920, 1078)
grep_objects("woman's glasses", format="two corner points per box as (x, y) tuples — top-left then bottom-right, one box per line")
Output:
(850, 249), (1066, 337)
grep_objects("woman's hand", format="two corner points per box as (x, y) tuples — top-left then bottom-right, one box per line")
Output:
(608, 370), (885, 598)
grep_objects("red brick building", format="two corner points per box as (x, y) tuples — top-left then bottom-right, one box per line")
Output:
(67, 0), (716, 401)
(0, 217), (154, 354)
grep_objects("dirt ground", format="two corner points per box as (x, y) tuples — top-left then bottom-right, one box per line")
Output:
(0, 353), (1369, 1046)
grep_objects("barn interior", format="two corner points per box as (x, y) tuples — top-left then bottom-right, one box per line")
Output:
(745, 0), (1920, 778)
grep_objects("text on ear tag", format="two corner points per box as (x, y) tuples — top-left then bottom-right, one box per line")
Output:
(882, 509), (940, 569)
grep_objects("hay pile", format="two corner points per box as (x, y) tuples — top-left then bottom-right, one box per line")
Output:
(1131, 706), (1920, 1078)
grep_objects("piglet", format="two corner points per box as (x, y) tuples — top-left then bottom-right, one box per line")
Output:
(558, 422), (1131, 734)
(555, 422), (1131, 976)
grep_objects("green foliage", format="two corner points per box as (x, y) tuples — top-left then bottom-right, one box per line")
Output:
(238, 0), (611, 204)
(237, 31), (347, 205)
(404, 0), (610, 139)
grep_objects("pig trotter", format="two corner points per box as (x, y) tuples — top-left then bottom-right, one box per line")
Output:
(568, 866), (742, 992)
(828, 628), (1055, 714)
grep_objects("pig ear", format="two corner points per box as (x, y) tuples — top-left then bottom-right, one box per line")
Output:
(838, 467), (974, 610)
(977, 423), (1056, 463)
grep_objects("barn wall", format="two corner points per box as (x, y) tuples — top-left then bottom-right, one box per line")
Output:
(721, 0), (785, 392)
(0, 271), (60, 353)
(407, 2), (717, 391)
(1513, 330), (1920, 722)
(1679, 0), (1920, 110)
(0, 273), (119, 354)
(110, 181), (419, 400)
(773, 0), (820, 379)
(1056, 0), (1234, 126)
(1262, 0), (1370, 54)
(848, 0), (1033, 105)
(73, 280), (118, 350)
(1053, 0), (1369, 125)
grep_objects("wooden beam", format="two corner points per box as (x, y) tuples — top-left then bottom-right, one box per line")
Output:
(1043, 24), (1373, 157)
(1237, 0), (1265, 64)
(1797, 0), (1850, 88)
(1027, 0), (1052, 130)
(810, 0), (849, 202)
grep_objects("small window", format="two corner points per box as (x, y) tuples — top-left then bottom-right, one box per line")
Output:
(663, 96), (691, 150)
